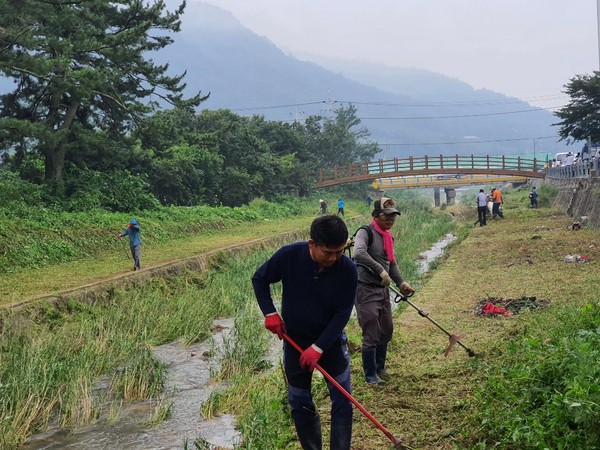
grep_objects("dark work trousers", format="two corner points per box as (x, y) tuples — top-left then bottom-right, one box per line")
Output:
(355, 283), (393, 351)
(284, 335), (353, 450)
(492, 202), (504, 218)
(477, 205), (487, 226)
(130, 244), (141, 269)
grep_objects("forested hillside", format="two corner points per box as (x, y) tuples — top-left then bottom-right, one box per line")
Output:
(155, 1), (565, 157)
(0, 0), (562, 214)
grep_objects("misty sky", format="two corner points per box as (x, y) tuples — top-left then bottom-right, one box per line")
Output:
(197, 0), (599, 109)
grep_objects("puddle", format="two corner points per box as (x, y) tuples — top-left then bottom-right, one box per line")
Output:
(22, 318), (242, 450)
(417, 233), (456, 274)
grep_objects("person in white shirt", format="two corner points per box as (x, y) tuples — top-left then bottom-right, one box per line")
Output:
(476, 189), (488, 226)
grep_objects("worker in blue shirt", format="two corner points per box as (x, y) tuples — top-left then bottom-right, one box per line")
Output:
(118, 219), (142, 270)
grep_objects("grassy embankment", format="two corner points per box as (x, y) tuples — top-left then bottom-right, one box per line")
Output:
(0, 192), (456, 449)
(0, 198), (318, 305)
(204, 184), (600, 450)
(3, 186), (599, 449)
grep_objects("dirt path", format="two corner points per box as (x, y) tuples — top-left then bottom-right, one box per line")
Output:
(2, 216), (317, 309)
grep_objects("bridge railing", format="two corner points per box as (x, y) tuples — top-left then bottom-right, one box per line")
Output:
(545, 158), (600, 179)
(317, 155), (545, 185)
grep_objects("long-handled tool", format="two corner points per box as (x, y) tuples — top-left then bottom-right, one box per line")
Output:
(356, 263), (475, 357)
(389, 285), (476, 357)
(282, 334), (408, 449)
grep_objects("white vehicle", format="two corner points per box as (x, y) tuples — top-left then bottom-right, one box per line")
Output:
(553, 152), (570, 166)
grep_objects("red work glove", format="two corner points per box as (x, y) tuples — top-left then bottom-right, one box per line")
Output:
(299, 344), (323, 372)
(264, 313), (286, 339)
(117, 234), (122, 238)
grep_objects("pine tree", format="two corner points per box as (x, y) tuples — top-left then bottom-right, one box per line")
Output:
(0, 0), (207, 183)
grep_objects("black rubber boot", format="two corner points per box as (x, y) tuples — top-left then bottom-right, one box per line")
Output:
(375, 344), (388, 376)
(293, 411), (322, 450)
(329, 422), (352, 450)
(362, 349), (386, 385)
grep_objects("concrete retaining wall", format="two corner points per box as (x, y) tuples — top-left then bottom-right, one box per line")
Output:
(537, 177), (600, 228)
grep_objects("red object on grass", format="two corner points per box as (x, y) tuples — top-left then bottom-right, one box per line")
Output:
(482, 301), (512, 316)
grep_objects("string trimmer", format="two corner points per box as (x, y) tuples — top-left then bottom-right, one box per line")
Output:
(283, 334), (410, 449)
(357, 263), (475, 357)
(390, 285), (476, 357)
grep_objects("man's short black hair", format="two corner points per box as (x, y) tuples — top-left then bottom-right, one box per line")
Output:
(310, 215), (348, 247)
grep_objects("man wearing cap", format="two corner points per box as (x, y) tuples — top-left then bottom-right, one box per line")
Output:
(352, 197), (414, 385)
(118, 219), (142, 271)
(319, 199), (328, 215)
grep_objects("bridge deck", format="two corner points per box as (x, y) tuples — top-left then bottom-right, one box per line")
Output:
(373, 174), (529, 189)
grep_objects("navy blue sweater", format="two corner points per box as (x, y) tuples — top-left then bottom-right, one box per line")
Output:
(252, 242), (357, 352)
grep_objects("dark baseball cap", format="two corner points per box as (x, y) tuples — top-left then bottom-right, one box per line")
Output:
(372, 196), (401, 217)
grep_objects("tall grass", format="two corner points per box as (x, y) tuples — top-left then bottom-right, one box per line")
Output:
(0, 191), (458, 448)
(0, 266), (238, 448)
(467, 301), (600, 449)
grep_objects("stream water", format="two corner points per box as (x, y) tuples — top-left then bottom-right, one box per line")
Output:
(22, 318), (242, 450)
(416, 233), (456, 274)
(22, 235), (456, 450)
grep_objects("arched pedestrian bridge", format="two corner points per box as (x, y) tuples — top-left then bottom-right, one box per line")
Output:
(315, 155), (546, 188)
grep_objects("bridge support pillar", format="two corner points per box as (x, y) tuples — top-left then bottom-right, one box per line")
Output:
(433, 187), (441, 207)
(444, 188), (456, 206)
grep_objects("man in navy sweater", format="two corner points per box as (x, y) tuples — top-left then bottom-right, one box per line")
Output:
(252, 215), (358, 450)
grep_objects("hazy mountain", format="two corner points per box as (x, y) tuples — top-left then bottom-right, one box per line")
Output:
(0, 1), (566, 158)
(162, 2), (564, 157)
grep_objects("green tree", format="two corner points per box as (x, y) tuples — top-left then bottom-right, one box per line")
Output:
(302, 104), (379, 167)
(554, 73), (600, 143)
(149, 143), (223, 206)
(0, 0), (206, 185)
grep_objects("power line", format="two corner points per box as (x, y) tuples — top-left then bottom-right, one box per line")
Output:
(359, 105), (564, 120)
(378, 135), (560, 147)
(337, 94), (568, 108)
(227, 94), (568, 112)
(230, 100), (328, 112)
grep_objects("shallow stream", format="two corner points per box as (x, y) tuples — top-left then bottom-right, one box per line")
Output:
(22, 318), (241, 450)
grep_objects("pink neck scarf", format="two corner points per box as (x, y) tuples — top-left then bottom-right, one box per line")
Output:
(371, 219), (395, 262)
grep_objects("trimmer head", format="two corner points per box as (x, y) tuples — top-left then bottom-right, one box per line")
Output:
(444, 333), (476, 357)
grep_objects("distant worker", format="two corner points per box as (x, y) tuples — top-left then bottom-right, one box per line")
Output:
(529, 186), (538, 208)
(337, 198), (345, 216)
(118, 219), (142, 271)
(366, 195), (373, 207)
(476, 189), (487, 226)
(564, 152), (575, 166)
(318, 199), (328, 215)
(491, 187), (504, 219)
